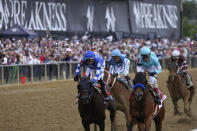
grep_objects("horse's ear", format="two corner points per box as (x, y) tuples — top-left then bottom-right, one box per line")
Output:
(79, 75), (82, 81)
(133, 77), (136, 85)
(87, 74), (91, 80)
(105, 65), (110, 71)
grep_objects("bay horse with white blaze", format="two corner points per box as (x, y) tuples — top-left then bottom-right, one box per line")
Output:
(77, 77), (115, 131)
(167, 62), (195, 117)
(129, 72), (165, 131)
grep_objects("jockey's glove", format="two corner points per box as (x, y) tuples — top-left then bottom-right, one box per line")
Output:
(148, 72), (156, 76)
(89, 81), (98, 87)
(74, 74), (80, 81)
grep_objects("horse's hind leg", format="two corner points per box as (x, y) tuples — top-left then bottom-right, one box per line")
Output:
(82, 120), (90, 131)
(173, 100), (183, 116)
(183, 91), (191, 117)
(154, 106), (165, 131)
(98, 121), (105, 131)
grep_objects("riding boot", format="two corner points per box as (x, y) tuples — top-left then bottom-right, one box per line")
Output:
(186, 73), (193, 88)
(99, 80), (113, 101)
(125, 75), (133, 90)
(153, 86), (161, 105)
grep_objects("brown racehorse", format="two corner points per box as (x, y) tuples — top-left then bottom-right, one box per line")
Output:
(167, 62), (195, 117)
(77, 77), (116, 131)
(129, 72), (165, 131)
(103, 68), (132, 131)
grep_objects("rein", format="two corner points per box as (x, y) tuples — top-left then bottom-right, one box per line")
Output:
(104, 70), (116, 89)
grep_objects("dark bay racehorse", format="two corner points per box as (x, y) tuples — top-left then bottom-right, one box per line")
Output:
(103, 69), (132, 131)
(77, 77), (115, 131)
(130, 72), (165, 131)
(167, 62), (195, 117)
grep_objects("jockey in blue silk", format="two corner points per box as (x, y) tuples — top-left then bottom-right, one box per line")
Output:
(109, 49), (132, 88)
(74, 50), (112, 101)
(136, 46), (162, 104)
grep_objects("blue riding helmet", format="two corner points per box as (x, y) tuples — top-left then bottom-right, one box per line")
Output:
(140, 46), (151, 56)
(112, 49), (121, 57)
(84, 50), (95, 59)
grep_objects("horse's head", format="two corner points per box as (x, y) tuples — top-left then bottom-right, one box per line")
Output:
(133, 72), (147, 101)
(168, 62), (178, 81)
(77, 77), (92, 104)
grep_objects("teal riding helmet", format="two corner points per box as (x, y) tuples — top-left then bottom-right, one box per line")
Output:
(140, 46), (151, 56)
(112, 49), (121, 57)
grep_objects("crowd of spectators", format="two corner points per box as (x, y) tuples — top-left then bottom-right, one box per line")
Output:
(0, 33), (197, 65)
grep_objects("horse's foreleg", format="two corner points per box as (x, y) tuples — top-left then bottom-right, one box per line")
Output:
(108, 103), (116, 131)
(94, 124), (97, 131)
(125, 110), (132, 131)
(144, 116), (152, 131)
(173, 100), (183, 116)
(110, 111), (116, 131)
(183, 91), (191, 117)
(82, 120), (90, 131)
(137, 123), (144, 131)
(98, 121), (105, 131)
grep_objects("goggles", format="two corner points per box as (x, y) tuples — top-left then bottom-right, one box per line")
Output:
(142, 54), (149, 59)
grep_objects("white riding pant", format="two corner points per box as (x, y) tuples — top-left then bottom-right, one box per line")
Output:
(136, 65), (158, 88)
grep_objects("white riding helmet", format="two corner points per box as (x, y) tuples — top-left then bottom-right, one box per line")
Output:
(171, 50), (180, 57)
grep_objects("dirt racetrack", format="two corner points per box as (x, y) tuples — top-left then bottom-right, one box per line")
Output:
(0, 70), (197, 131)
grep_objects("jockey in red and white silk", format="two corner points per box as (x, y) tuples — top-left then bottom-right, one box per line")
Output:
(171, 50), (193, 88)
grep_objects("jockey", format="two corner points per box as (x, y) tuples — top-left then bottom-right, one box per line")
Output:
(74, 50), (112, 101)
(136, 46), (162, 105)
(171, 50), (193, 88)
(109, 49), (133, 88)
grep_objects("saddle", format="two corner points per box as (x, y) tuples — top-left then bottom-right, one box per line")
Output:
(116, 78), (132, 90)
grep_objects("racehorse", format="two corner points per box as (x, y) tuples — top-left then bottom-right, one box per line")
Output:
(129, 72), (165, 131)
(103, 68), (132, 131)
(167, 62), (195, 117)
(77, 77), (115, 131)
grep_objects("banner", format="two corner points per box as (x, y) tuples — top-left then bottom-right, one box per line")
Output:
(0, 0), (181, 38)
(0, 0), (130, 33)
(128, 0), (181, 39)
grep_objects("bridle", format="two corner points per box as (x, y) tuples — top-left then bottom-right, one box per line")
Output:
(104, 70), (117, 89)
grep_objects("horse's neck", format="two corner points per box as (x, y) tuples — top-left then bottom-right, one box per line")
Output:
(111, 82), (130, 98)
(175, 74), (186, 86)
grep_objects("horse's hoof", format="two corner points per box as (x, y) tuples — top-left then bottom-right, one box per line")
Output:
(174, 111), (183, 116)
(184, 111), (192, 117)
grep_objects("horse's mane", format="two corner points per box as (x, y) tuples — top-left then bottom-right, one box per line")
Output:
(116, 79), (130, 90)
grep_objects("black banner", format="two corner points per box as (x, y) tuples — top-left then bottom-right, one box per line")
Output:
(0, 0), (181, 38)
(0, 0), (130, 33)
(128, 0), (181, 39)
